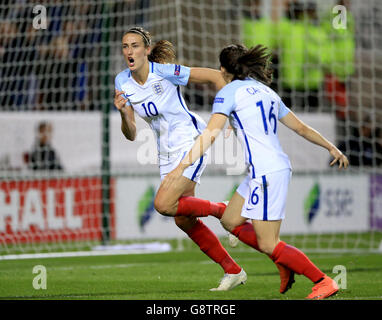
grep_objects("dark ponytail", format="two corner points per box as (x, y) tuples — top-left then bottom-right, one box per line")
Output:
(219, 44), (273, 85)
(148, 40), (176, 64)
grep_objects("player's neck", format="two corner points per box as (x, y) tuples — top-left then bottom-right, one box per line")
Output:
(131, 61), (150, 85)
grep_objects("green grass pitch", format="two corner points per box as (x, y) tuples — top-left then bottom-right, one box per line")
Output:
(0, 241), (381, 300)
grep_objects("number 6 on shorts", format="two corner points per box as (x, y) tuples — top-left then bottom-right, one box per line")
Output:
(249, 186), (260, 206)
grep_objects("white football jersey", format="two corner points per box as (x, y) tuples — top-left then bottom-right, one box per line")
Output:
(115, 62), (206, 163)
(212, 78), (292, 178)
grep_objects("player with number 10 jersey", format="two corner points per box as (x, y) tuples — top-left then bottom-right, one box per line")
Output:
(115, 61), (206, 177)
(114, 27), (247, 291)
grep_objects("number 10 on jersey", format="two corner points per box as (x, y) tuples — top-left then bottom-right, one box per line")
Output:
(142, 102), (158, 117)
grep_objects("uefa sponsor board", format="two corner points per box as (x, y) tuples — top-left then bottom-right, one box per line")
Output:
(115, 177), (179, 239)
(0, 174), (371, 243)
(281, 174), (369, 234)
(115, 176), (243, 239)
(115, 174), (370, 239)
(0, 177), (115, 243)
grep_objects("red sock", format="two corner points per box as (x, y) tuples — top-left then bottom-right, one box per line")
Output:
(176, 196), (226, 219)
(231, 222), (260, 251)
(186, 219), (241, 274)
(232, 223), (294, 275)
(270, 241), (325, 283)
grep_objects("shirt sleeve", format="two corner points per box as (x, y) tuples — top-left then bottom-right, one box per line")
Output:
(115, 75), (132, 106)
(153, 62), (191, 86)
(115, 76), (123, 92)
(211, 86), (236, 116)
(278, 100), (291, 119)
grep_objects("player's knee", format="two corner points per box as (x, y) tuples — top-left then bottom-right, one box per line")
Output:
(154, 197), (174, 216)
(219, 218), (232, 232)
(220, 215), (239, 233)
(257, 240), (277, 255)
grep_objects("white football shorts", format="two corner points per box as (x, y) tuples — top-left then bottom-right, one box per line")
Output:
(159, 149), (209, 184)
(237, 168), (292, 221)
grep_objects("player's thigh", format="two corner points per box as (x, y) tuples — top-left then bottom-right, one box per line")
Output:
(155, 175), (197, 214)
(220, 175), (251, 231)
(220, 191), (247, 232)
(251, 219), (282, 254)
(164, 177), (198, 231)
(161, 177), (198, 231)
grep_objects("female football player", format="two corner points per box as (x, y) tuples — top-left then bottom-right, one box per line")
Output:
(163, 43), (349, 299)
(114, 27), (247, 291)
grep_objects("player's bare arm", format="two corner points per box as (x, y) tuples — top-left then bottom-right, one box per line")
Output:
(161, 113), (227, 191)
(280, 111), (349, 169)
(114, 89), (136, 141)
(188, 68), (227, 91)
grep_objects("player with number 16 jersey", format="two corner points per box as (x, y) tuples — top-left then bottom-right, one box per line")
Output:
(163, 44), (349, 299)
(212, 77), (292, 179)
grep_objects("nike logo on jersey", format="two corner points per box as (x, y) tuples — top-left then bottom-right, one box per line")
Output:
(125, 93), (135, 97)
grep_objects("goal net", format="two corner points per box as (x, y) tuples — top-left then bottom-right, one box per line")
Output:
(0, 0), (381, 256)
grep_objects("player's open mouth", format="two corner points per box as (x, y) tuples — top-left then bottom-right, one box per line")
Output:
(128, 57), (135, 67)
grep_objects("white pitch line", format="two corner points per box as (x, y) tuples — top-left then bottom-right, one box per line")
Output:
(0, 249), (170, 261)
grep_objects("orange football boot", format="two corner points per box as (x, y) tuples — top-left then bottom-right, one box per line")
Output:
(306, 275), (339, 300)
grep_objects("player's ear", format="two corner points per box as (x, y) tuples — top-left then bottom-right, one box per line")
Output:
(145, 46), (152, 56)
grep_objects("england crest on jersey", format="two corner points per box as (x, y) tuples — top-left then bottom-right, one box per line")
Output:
(152, 82), (164, 95)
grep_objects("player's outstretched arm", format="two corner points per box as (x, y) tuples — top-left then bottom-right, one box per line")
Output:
(114, 89), (136, 141)
(280, 111), (349, 169)
(188, 68), (227, 91)
(181, 113), (228, 168)
(161, 113), (228, 191)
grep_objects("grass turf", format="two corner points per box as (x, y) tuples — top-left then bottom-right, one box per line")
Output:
(0, 243), (381, 300)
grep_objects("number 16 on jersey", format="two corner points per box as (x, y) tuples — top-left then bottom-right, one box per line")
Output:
(256, 100), (277, 135)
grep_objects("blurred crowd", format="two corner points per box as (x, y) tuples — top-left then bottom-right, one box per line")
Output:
(241, 0), (382, 167)
(0, 0), (366, 113)
(0, 0), (152, 112)
(242, 0), (355, 113)
(0, 0), (106, 111)
(0, 0), (381, 168)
